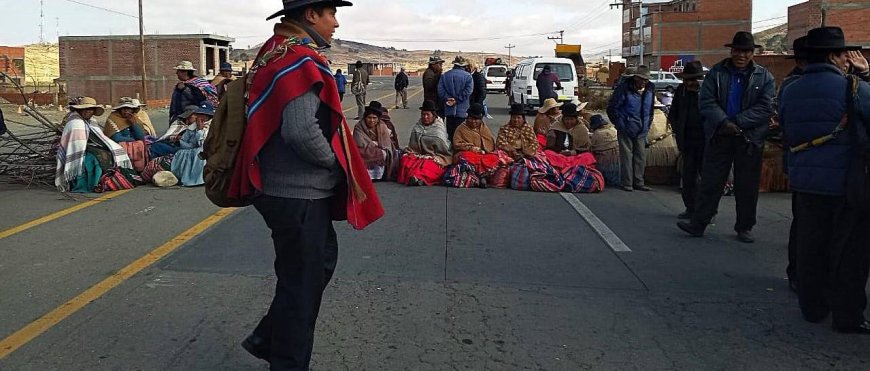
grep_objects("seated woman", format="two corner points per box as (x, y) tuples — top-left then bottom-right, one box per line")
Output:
(55, 97), (134, 193)
(148, 105), (198, 159)
(353, 102), (400, 181)
(497, 103), (539, 161)
(533, 98), (561, 146)
(543, 102), (595, 173)
(104, 97), (149, 172)
(170, 102), (213, 187)
(367, 100), (400, 149)
(589, 114), (620, 186)
(398, 100), (453, 186)
(450, 103), (500, 183)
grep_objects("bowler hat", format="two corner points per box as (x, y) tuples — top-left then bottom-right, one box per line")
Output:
(467, 103), (485, 119)
(725, 31), (761, 50)
(266, 0), (353, 20)
(509, 103), (525, 116)
(561, 103), (580, 117)
(589, 114), (608, 131)
(803, 26), (861, 51)
(785, 36), (809, 60)
(364, 102), (383, 117)
(676, 61), (705, 79)
(420, 100), (438, 112)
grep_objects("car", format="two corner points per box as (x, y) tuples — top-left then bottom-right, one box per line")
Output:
(649, 70), (682, 92)
(483, 65), (508, 93)
(510, 57), (581, 113)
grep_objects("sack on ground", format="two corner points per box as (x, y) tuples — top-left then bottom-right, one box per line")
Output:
(563, 165), (605, 193)
(95, 167), (135, 193)
(442, 160), (480, 188)
(487, 167), (511, 189)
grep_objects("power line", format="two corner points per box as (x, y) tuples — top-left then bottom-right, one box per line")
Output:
(351, 31), (559, 43)
(62, 0), (138, 19)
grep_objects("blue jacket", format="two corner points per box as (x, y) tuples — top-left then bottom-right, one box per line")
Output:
(606, 79), (655, 139)
(334, 72), (347, 94)
(437, 66), (474, 118)
(700, 59), (775, 146)
(779, 63), (870, 196)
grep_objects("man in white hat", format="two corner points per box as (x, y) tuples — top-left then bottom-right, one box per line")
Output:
(170, 60), (217, 123)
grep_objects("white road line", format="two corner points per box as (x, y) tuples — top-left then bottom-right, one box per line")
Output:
(560, 193), (632, 252)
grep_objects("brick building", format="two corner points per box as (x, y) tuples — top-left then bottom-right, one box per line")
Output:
(58, 34), (234, 106)
(0, 46), (25, 85)
(620, 0), (751, 71)
(787, 0), (870, 47)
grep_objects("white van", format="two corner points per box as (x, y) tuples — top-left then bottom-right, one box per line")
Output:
(483, 64), (508, 93)
(510, 57), (579, 112)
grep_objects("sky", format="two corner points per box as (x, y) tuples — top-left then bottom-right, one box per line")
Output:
(0, 0), (804, 60)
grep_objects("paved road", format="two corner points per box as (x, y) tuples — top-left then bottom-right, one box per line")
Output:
(1, 76), (869, 370)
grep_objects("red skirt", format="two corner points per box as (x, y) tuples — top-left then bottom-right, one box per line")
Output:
(543, 150), (596, 174)
(456, 151), (500, 175)
(397, 154), (446, 186)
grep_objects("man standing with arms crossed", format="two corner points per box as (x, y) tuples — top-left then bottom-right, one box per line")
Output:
(230, 1), (384, 369)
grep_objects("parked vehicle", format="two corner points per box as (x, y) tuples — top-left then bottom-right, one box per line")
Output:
(649, 70), (682, 92)
(483, 65), (508, 93)
(510, 57), (580, 113)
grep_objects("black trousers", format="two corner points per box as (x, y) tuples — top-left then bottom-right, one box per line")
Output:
(445, 116), (464, 142)
(794, 192), (870, 328)
(691, 136), (763, 232)
(253, 196), (338, 371)
(787, 192), (798, 283)
(338, 92), (344, 102)
(680, 141), (705, 214)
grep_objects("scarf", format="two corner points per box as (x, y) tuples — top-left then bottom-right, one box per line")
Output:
(353, 120), (394, 167)
(137, 110), (157, 136)
(55, 113), (133, 192)
(453, 121), (496, 153)
(184, 77), (219, 107)
(103, 111), (140, 138)
(157, 120), (190, 143)
(230, 20), (383, 230)
(497, 123), (539, 157)
(409, 117), (452, 166)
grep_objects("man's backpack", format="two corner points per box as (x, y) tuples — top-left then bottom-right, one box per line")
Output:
(201, 75), (252, 208)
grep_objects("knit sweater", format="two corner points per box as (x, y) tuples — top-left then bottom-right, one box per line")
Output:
(259, 89), (343, 199)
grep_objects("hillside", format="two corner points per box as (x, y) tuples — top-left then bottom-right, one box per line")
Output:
(754, 23), (789, 53)
(230, 38), (515, 73)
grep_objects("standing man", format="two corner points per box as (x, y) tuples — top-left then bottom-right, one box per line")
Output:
(668, 61), (707, 219)
(438, 55), (474, 141)
(334, 68), (347, 102)
(536, 65), (562, 104)
(677, 31), (775, 243)
(779, 26), (870, 333)
(212, 62), (236, 99)
(231, 1), (384, 369)
(422, 56), (445, 117)
(394, 67), (409, 109)
(351, 60), (369, 119)
(607, 65), (655, 191)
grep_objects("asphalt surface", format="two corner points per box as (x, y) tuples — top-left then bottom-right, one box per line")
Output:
(1, 76), (870, 370)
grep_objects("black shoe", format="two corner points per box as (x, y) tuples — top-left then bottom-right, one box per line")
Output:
(678, 211), (692, 220)
(677, 221), (704, 237)
(241, 334), (270, 361)
(622, 186), (633, 192)
(833, 321), (870, 334)
(737, 230), (755, 243)
(634, 185), (652, 191)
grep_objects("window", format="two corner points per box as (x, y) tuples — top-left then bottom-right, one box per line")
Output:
(517, 65), (529, 79)
(487, 67), (507, 78)
(533, 63), (574, 82)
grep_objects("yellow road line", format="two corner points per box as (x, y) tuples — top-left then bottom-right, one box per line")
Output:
(0, 189), (133, 240)
(0, 207), (238, 359)
(342, 88), (423, 113)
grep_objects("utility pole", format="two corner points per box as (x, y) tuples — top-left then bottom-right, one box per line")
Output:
(504, 44), (515, 66)
(39, 0), (45, 44)
(548, 30), (565, 44)
(139, 0), (148, 104)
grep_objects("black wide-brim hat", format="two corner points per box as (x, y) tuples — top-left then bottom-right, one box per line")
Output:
(509, 103), (525, 116)
(420, 100), (438, 112)
(803, 26), (862, 51)
(267, 0), (353, 20)
(785, 36), (809, 60)
(675, 61), (706, 79)
(725, 31), (761, 50)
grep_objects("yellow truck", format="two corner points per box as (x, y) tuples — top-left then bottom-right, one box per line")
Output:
(555, 44), (586, 79)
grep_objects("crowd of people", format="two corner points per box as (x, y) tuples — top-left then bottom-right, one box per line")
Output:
(54, 60), (222, 193)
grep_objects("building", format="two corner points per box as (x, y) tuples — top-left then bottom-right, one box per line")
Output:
(620, 0), (751, 71)
(58, 34), (234, 106)
(347, 61), (404, 77)
(787, 0), (870, 47)
(0, 46), (25, 85)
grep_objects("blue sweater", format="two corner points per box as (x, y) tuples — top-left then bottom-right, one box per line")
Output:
(437, 66), (474, 118)
(334, 73), (347, 94)
(779, 63), (870, 196)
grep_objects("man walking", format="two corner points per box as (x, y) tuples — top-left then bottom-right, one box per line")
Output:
(422, 56), (444, 116)
(779, 26), (870, 334)
(352, 60), (369, 119)
(536, 65), (562, 104)
(677, 32), (775, 243)
(231, 1), (384, 369)
(438, 55), (474, 141)
(394, 67), (409, 109)
(668, 61), (707, 218)
(606, 65), (655, 191)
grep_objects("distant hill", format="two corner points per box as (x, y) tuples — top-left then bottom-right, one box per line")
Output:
(230, 39), (515, 72)
(754, 24), (789, 53)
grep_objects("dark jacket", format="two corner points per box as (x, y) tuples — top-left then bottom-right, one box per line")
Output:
(779, 63), (870, 196)
(335, 72), (347, 94)
(170, 84), (206, 122)
(606, 78), (655, 139)
(699, 59), (775, 146)
(536, 71), (561, 101)
(470, 71), (487, 105)
(668, 84), (704, 151)
(437, 66), (474, 118)
(394, 71), (409, 91)
(422, 68), (441, 104)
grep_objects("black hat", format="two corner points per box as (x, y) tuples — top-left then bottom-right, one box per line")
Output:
(676, 61), (705, 79)
(509, 103), (525, 116)
(266, 0), (353, 20)
(420, 100), (437, 112)
(785, 36), (809, 60)
(561, 103), (580, 117)
(725, 31), (761, 50)
(803, 26), (862, 51)
(368, 100), (386, 113)
(363, 104), (382, 118)
(589, 114), (608, 130)
(467, 103), (484, 119)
